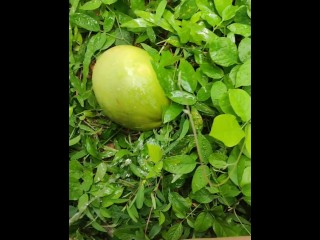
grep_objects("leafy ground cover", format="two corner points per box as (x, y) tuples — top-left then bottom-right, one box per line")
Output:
(69, 0), (251, 239)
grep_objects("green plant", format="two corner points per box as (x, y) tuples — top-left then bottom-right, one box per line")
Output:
(69, 0), (251, 239)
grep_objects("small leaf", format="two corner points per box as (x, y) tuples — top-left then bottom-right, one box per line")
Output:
(69, 135), (81, 146)
(160, 50), (180, 67)
(209, 114), (245, 147)
(189, 188), (216, 203)
(155, 0), (167, 23)
(219, 93), (237, 115)
(147, 141), (163, 163)
(235, 59), (251, 87)
(191, 107), (203, 132)
(209, 152), (228, 169)
(229, 89), (251, 122)
(197, 132), (212, 163)
(238, 38), (251, 63)
(197, 83), (212, 101)
(129, 164), (148, 178)
(211, 81), (227, 100)
(91, 221), (107, 232)
(101, 0), (117, 4)
(150, 224), (162, 239)
(240, 166), (251, 187)
(69, 13), (100, 32)
(146, 27), (156, 43)
(227, 23), (251, 37)
(229, 65), (241, 86)
(159, 211), (165, 225)
(78, 193), (89, 211)
(209, 37), (238, 67)
(200, 62), (224, 79)
(166, 223), (183, 240)
(179, 59), (197, 93)
(245, 123), (251, 157)
(127, 204), (139, 222)
(219, 182), (241, 197)
(169, 192), (192, 218)
(192, 165), (211, 193)
(168, 90), (197, 105)
(94, 162), (107, 183)
(194, 102), (216, 116)
(202, 10), (221, 27)
(194, 212), (214, 232)
(222, 5), (240, 21)
(214, 0), (232, 17)
(163, 103), (184, 123)
(136, 182), (145, 209)
(80, 0), (101, 10)
(163, 155), (197, 174)
(121, 18), (153, 28)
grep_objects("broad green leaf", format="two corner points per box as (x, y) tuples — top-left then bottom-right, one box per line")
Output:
(146, 161), (163, 178)
(94, 162), (107, 183)
(91, 221), (107, 232)
(150, 224), (162, 239)
(194, 102), (216, 116)
(197, 133), (212, 163)
(81, 170), (93, 191)
(209, 37), (238, 67)
(235, 59), (251, 87)
(163, 103), (184, 123)
(227, 147), (249, 186)
(179, 119), (190, 140)
(194, 212), (214, 232)
(189, 188), (216, 203)
(240, 166), (251, 187)
(200, 62), (224, 79)
(222, 5), (240, 21)
(155, 0), (167, 23)
(238, 38), (251, 63)
(85, 137), (98, 158)
(191, 107), (203, 131)
(163, 155), (197, 174)
(227, 23), (251, 37)
(160, 50), (180, 67)
(245, 123), (251, 157)
(229, 65), (241, 86)
(234, 4), (251, 25)
(157, 67), (177, 94)
(69, 135), (81, 146)
(80, 0), (101, 10)
(168, 90), (197, 105)
(211, 81), (227, 101)
(121, 18), (153, 28)
(134, 10), (174, 32)
(189, 22), (218, 45)
(212, 217), (248, 237)
(168, 192), (192, 218)
(101, 0), (117, 4)
(114, 28), (133, 45)
(101, 35), (116, 50)
(78, 193), (89, 211)
(209, 152), (228, 169)
(202, 11), (221, 27)
(197, 83), (212, 101)
(147, 141), (163, 163)
(140, 43), (160, 62)
(136, 182), (145, 209)
(159, 211), (165, 225)
(129, 164), (148, 178)
(196, 0), (213, 11)
(214, 0), (232, 16)
(219, 93), (237, 115)
(127, 204), (139, 222)
(163, 10), (181, 33)
(130, 0), (145, 11)
(179, 59), (197, 93)
(175, 0), (199, 20)
(166, 223), (183, 240)
(69, 13), (100, 32)
(192, 165), (211, 193)
(219, 182), (241, 197)
(229, 89), (251, 122)
(209, 114), (245, 147)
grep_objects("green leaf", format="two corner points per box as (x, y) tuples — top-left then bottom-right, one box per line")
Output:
(212, 217), (248, 237)
(228, 65), (241, 86)
(238, 38), (251, 63)
(150, 224), (162, 239)
(163, 103), (184, 123)
(189, 188), (216, 203)
(227, 147), (249, 186)
(136, 182), (145, 209)
(179, 59), (197, 93)
(160, 50), (180, 67)
(147, 141), (163, 163)
(209, 152), (228, 169)
(219, 93), (237, 115)
(228, 89), (251, 122)
(200, 62), (224, 79)
(70, 13), (100, 32)
(146, 161), (163, 178)
(80, 0), (101, 10)
(127, 204), (139, 222)
(214, 0), (232, 17)
(121, 18), (153, 28)
(197, 133), (212, 163)
(168, 192), (192, 218)
(197, 83), (212, 101)
(91, 221), (107, 232)
(202, 11), (221, 27)
(159, 211), (165, 225)
(175, 0), (199, 20)
(235, 59), (251, 87)
(222, 5), (240, 21)
(94, 162), (107, 183)
(194, 212), (214, 232)
(209, 114), (245, 147)
(155, 0), (167, 23)
(69, 135), (81, 146)
(211, 81), (227, 101)
(209, 37), (238, 67)
(194, 102), (216, 116)
(146, 27), (156, 43)
(179, 119), (190, 140)
(166, 223), (183, 240)
(227, 23), (251, 37)
(134, 10), (174, 32)
(140, 43), (160, 62)
(101, 0), (117, 4)
(245, 123), (251, 157)
(163, 155), (197, 174)
(78, 193), (89, 211)
(168, 90), (197, 105)
(85, 137), (98, 158)
(114, 28), (133, 45)
(192, 165), (210, 193)
(191, 107), (203, 132)
(219, 182), (241, 197)
(240, 166), (251, 187)
(130, 0), (145, 11)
